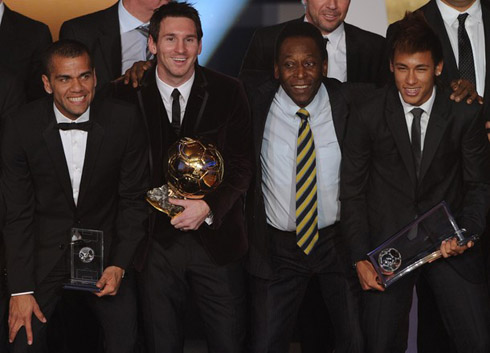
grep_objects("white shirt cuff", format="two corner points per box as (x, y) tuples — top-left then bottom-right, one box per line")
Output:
(11, 291), (34, 297)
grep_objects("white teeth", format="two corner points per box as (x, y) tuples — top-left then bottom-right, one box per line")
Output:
(405, 88), (419, 95)
(294, 85), (308, 89)
(68, 97), (85, 102)
(173, 58), (186, 62)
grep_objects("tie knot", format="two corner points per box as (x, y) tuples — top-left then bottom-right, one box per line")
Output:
(136, 24), (150, 37)
(296, 108), (310, 121)
(458, 13), (469, 25)
(411, 108), (423, 120)
(171, 88), (180, 100)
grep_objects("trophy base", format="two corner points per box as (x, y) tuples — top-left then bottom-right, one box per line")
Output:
(63, 281), (101, 292)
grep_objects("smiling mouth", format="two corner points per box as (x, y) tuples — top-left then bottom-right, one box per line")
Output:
(292, 84), (310, 89)
(68, 96), (86, 103)
(172, 58), (187, 63)
(404, 88), (420, 96)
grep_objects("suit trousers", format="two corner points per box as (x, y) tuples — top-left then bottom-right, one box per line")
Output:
(139, 233), (246, 353)
(9, 252), (138, 353)
(361, 257), (490, 353)
(249, 224), (364, 353)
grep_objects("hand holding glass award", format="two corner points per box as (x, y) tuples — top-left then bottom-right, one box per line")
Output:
(64, 228), (104, 292)
(146, 137), (224, 218)
(368, 201), (479, 288)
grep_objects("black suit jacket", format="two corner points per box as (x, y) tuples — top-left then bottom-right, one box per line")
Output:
(386, 0), (490, 117)
(242, 71), (352, 279)
(0, 5), (52, 101)
(60, 3), (121, 89)
(341, 85), (490, 283)
(114, 66), (254, 266)
(240, 17), (386, 85)
(1, 96), (149, 294)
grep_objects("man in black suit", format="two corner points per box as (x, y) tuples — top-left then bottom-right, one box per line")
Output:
(60, 0), (168, 89)
(0, 68), (25, 353)
(240, 0), (385, 84)
(113, 2), (253, 352)
(341, 12), (490, 353)
(0, 1), (52, 101)
(241, 21), (363, 353)
(1, 40), (149, 353)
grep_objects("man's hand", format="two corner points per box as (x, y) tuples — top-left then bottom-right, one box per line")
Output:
(121, 60), (154, 88)
(9, 294), (46, 345)
(169, 198), (210, 231)
(439, 237), (473, 258)
(450, 78), (483, 104)
(355, 260), (385, 292)
(95, 266), (125, 297)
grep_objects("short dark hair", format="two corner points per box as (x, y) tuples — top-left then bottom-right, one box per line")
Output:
(274, 22), (327, 63)
(149, 1), (203, 43)
(390, 11), (443, 66)
(42, 39), (93, 76)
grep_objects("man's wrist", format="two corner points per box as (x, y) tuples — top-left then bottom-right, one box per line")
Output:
(11, 291), (34, 297)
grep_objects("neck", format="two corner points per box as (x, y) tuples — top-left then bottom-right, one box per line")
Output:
(440, 0), (477, 12)
(122, 0), (153, 23)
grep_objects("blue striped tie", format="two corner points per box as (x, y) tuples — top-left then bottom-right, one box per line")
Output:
(295, 108), (319, 254)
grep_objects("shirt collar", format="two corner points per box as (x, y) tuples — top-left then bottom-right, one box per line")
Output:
(324, 22), (345, 49)
(276, 82), (329, 122)
(399, 87), (437, 117)
(436, 0), (482, 26)
(53, 104), (90, 124)
(155, 69), (195, 106)
(0, 2), (5, 27)
(118, 0), (147, 34)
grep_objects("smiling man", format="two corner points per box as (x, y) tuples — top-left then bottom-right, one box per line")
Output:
(1, 39), (149, 353)
(113, 2), (253, 352)
(240, 0), (385, 85)
(341, 12), (490, 353)
(242, 21), (363, 353)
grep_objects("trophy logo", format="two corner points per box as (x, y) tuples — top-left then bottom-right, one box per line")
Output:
(146, 137), (224, 218)
(378, 248), (402, 272)
(79, 247), (95, 264)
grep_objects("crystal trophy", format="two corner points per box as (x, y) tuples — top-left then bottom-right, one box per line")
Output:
(368, 201), (478, 288)
(63, 228), (104, 292)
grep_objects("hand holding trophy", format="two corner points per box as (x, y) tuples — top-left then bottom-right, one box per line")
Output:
(146, 137), (224, 218)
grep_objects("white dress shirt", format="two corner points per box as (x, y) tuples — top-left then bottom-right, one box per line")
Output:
(436, 0), (486, 96)
(12, 105), (90, 296)
(155, 70), (195, 124)
(119, 0), (150, 74)
(305, 18), (348, 82)
(399, 87), (436, 150)
(0, 2), (5, 26)
(54, 105), (89, 205)
(261, 85), (341, 231)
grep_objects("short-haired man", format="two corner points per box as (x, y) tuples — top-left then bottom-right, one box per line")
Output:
(241, 0), (385, 84)
(113, 2), (253, 352)
(2, 39), (149, 353)
(341, 12), (490, 353)
(60, 0), (169, 89)
(242, 21), (363, 353)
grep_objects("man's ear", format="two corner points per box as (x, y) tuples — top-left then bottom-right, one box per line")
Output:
(435, 60), (443, 76)
(322, 59), (328, 77)
(274, 63), (279, 80)
(42, 74), (52, 94)
(390, 60), (394, 73)
(148, 35), (157, 56)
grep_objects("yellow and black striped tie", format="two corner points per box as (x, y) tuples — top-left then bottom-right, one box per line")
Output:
(295, 108), (319, 255)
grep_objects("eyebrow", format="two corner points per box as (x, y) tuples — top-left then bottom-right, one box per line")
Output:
(54, 70), (93, 79)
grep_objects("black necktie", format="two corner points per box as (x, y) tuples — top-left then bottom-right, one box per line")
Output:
(410, 108), (423, 178)
(58, 121), (92, 131)
(171, 89), (181, 135)
(458, 13), (476, 85)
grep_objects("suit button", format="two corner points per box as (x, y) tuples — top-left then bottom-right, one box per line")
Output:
(59, 243), (65, 250)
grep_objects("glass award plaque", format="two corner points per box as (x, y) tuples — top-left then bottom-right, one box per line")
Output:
(367, 201), (478, 288)
(63, 228), (103, 292)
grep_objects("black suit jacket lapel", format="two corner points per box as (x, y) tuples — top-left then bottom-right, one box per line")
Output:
(324, 79), (347, 148)
(418, 89), (451, 182)
(424, 1), (459, 78)
(0, 7), (16, 57)
(42, 101), (76, 210)
(385, 87), (418, 186)
(77, 102), (105, 207)
(344, 23), (361, 82)
(181, 66), (208, 136)
(482, 5), (490, 98)
(97, 3), (122, 81)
